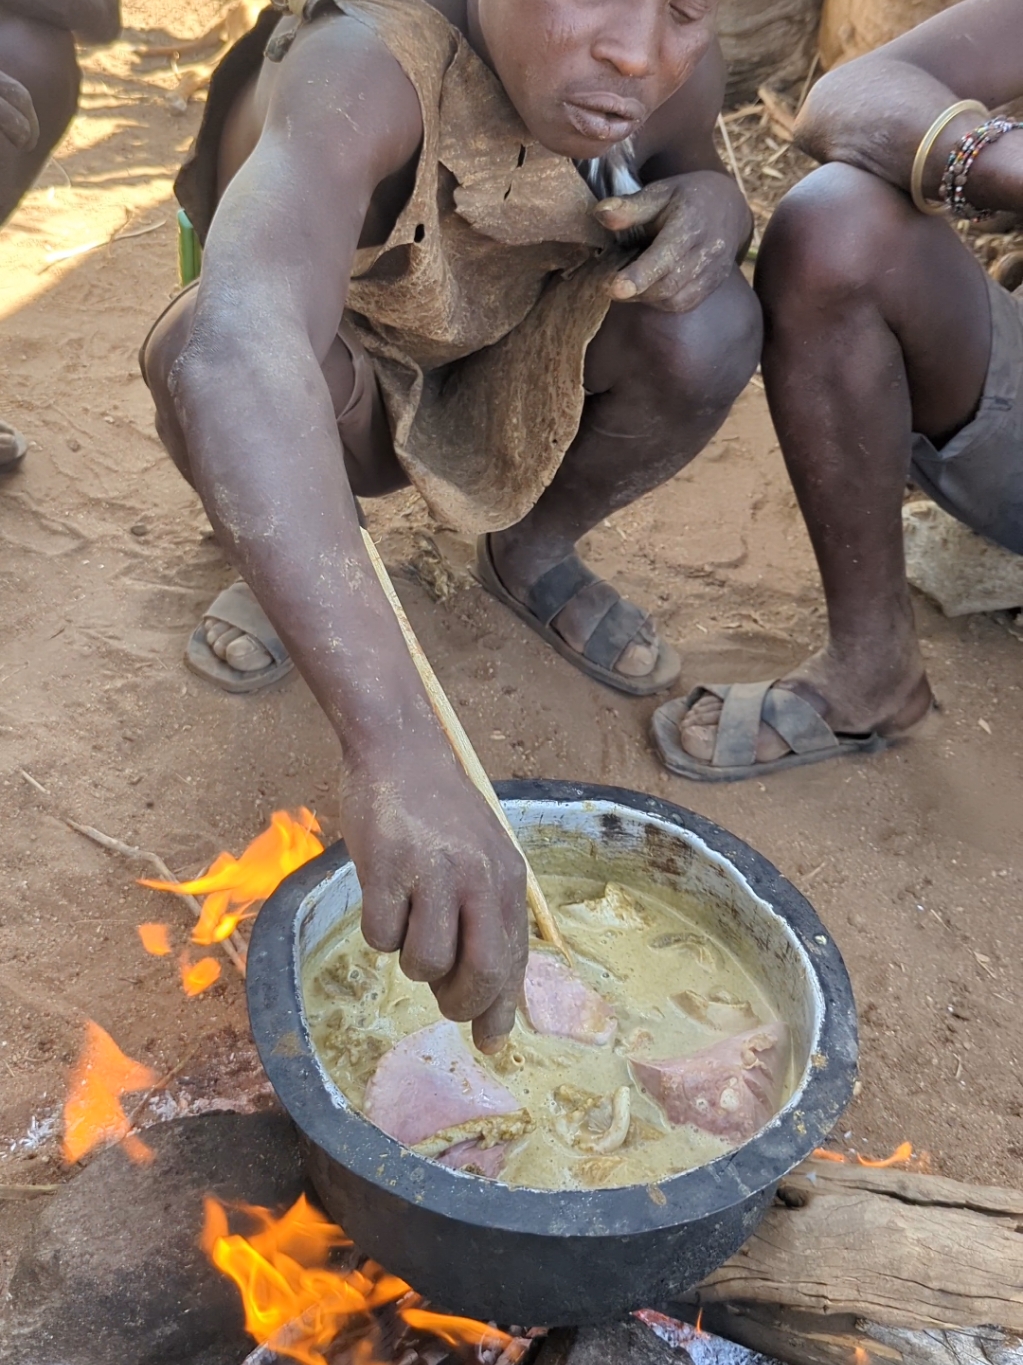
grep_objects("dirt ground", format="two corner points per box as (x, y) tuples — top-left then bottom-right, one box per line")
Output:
(1, 0), (1021, 1289)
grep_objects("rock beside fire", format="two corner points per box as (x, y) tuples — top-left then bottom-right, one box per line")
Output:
(0, 1112), (305, 1365)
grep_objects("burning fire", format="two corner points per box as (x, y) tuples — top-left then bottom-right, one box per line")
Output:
(63, 1020), (158, 1165)
(201, 1194), (515, 1365)
(180, 952), (222, 997)
(141, 808), (323, 947)
(812, 1141), (930, 1172)
(137, 922), (171, 956)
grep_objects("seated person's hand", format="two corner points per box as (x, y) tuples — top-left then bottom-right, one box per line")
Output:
(0, 69), (38, 152)
(341, 756), (529, 1054)
(595, 170), (751, 315)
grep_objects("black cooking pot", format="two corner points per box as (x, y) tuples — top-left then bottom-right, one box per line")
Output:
(247, 781), (857, 1326)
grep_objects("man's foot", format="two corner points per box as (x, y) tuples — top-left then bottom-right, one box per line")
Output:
(0, 421), (28, 469)
(478, 533), (681, 696)
(653, 648), (934, 781)
(184, 581), (294, 693)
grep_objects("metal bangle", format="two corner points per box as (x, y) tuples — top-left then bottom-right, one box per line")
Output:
(910, 99), (989, 215)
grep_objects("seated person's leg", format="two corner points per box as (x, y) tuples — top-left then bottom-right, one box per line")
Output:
(0, 12), (79, 224)
(655, 161), (997, 779)
(141, 288), (408, 688)
(1, 12), (81, 467)
(483, 266), (761, 693)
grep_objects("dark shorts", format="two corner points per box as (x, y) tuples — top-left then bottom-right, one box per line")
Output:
(911, 274), (1023, 555)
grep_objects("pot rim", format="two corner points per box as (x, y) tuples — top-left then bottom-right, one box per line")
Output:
(247, 780), (857, 1240)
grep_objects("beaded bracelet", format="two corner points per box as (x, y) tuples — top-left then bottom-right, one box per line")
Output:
(940, 117), (1023, 222)
(910, 101), (988, 214)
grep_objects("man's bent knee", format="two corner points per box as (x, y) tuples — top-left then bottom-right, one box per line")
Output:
(140, 289), (199, 485)
(638, 268), (762, 417)
(755, 163), (927, 312)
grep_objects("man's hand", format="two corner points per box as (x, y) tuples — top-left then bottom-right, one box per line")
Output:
(594, 170), (752, 314)
(341, 751), (529, 1054)
(0, 69), (38, 152)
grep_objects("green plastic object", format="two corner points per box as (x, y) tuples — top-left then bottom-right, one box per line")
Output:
(177, 208), (202, 286)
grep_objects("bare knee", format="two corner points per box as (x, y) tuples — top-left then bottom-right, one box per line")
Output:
(637, 268), (763, 418)
(755, 163), (921, 318)
(140, 291), (198, 484)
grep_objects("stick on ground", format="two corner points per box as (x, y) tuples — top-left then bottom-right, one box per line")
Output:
(64, 819), (247, 974)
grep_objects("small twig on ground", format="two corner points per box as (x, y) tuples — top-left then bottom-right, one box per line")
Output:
(757, 85), (797, 141)
(41, 215), (167, 271)
(796, 52), (821, 115)
(123, 1046), (201, 1133)
(64, 819), (246, 974)
(717, 114), (761, 248)
(19, 769), (50, 796)
(45, 156), (72, 188)
(0, 1183), (59, 1198)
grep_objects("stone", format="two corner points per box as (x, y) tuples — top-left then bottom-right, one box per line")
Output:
(902, 502), (1023, 617)
(0, 1112), (305, 1365)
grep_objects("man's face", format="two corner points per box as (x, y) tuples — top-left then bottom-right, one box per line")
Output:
(473, 0), (718, 159)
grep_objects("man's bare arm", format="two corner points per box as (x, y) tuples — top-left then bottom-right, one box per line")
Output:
(0, 0), (121, 43)
(796, 0), (1023, 213)
(171, 17), (528, 1048)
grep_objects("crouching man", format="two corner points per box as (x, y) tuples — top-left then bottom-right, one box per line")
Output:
(140, 0), (760, 1045)
(654, 0), (1023, 781)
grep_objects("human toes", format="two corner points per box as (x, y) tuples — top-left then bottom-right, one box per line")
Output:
(679, 694), (723, 731)
(615, 633), (660, 678)
(223, 632), (274, 672)
(677, 694), (792, 766)
(205, 621), (242, 655)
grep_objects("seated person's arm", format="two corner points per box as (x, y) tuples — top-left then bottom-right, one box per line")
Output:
(172, 20), (527, 1049)
(0, 0), (121, 43)
(796, 0), (1023, 213)
(594, 40), (754, 313)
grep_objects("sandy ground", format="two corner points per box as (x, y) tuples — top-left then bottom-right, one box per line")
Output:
(0, 0), (1021, 1287)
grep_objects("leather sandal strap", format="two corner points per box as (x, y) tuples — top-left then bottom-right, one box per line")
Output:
(761, 687), (840, 755)
(525, 555), (598, 627)
(582, 598), (651, 670)
(712, 681), (774, 768)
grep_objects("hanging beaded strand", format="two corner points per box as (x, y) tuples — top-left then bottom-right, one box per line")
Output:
(940, 117), (1023, 222)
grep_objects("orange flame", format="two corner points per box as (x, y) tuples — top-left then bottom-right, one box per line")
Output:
(401, 1307), (509, 1352)
(694, 1309), (705, 1336)
(140, 809), (323, 946)
(180, 953), (222, 997)
(202, 1194), (512, 1365)
(854, 1347), (869, 1365)
(137, 922), (171, 956)
(813, 1141), (930, 1171)
(855, 1141), (913, 1168)
(62, 1020), (158, 1165)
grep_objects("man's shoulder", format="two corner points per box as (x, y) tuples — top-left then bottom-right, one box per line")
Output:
(264, 8), (425, 158)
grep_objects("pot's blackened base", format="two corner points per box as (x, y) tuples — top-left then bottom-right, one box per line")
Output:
(303, 1136), (776, 1327)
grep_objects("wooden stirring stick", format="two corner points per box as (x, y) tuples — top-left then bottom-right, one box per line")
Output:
(361, 528), (571, 962)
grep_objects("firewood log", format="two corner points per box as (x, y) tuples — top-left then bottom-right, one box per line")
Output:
(670, 1158), (1023, 1365)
